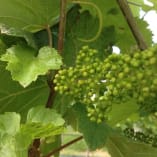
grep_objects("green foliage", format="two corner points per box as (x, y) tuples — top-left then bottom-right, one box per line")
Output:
(0, 45), (62, 87)
(0, 24), (36, 48)
(0, 107), (65, 157)
(0, 0), (157, 156)
(106, 135), (157, 157)
(72, 103), (112, 150)
(0, 0), (60, 32)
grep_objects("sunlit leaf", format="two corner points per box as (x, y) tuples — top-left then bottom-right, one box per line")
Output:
(0, 45), (62, 87)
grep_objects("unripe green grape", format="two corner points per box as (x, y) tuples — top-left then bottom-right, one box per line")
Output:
(125, 83), (132, 90)
(112, 88), (118, 96)
(124, 55), (131, 63)
(133, 52), (140, 59)
(149, 57), (156, 65)
(123, 67), (130, 74)
(82, 71), (88, 77)
(118, 72), (124, 79)
(111, 77), (116, 83)
(147, 50), (154, 58)
(142, 87), (149, 93)
(78, 80), (84, 85)
(111, 65), (117, 70)
(85, 57), (90, 62)
(89, 69), (95, 74)
(97, 118), (102, 123)
(153, 79), (157, 85)
(90, 117), (96, 122)
(54, 86), (59, 91)
(138, 96), (144, 103)
(106, 73), (112, 79)
(136, 73), (144, 80)
(131, 59), (140, 67)
(104, 62), (111, 69)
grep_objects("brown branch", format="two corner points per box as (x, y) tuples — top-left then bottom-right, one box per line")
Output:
(58, 0), (67, 53)
(28, 139), (40, 157)
(116, 0), (148, 50)
(43, 136), (83, 157)
(29, 1), (68, 156)
(45, 0), (67, 108)
(45, 77), (56, 108)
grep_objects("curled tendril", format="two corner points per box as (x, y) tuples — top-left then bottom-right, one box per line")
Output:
(71, 0), (103, 42)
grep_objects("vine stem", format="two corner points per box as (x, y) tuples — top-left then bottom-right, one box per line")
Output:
(43, 136), (83, 157)
(45, 24), (55, 108)
(116, 0), (147, 50)
(29, 1), (67, 156)
(58, 0), (67, 53)
(46, 0), (67, 107)
(46, 25), (53, 47)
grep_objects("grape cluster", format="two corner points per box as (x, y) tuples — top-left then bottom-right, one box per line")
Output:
(124, 128), (157, 147)
(54, 45), (157, 123)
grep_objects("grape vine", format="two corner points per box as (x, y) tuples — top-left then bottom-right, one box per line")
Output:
(54, 45), (157, 123)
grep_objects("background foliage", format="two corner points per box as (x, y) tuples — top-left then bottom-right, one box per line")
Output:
(0, 0), (157, 157)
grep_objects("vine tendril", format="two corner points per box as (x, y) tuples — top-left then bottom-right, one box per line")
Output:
(71, 0), (103, 42)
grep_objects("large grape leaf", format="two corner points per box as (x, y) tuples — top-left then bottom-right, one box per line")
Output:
(0, 45), (62, 87)
(74, 0), (152, 51)
(0, 24), (36, 48)
(72, 103), (112, 150)
(63, 6), (116, 66)
(0, 0), (60, 32)
(0, 108), (64, 157)
(106, 135), (157, 157)
(0, 59), (48, 120)
(107, 99), (139, 126)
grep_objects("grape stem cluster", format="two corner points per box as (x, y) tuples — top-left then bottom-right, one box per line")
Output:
(54, 45), (157, 123)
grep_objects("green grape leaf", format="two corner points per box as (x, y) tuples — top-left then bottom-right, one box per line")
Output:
(21, 122), (64, 139)
(76, 0), (152, 51)
(0, 135), (17, 157)
(0, 0), (60, 32)
(0, 112), (20, 136)
(107, 99), (139, 126)
(0, 24), (36, 48)
(14, 132), (32, 157)
(106, 135), (157, 157)
(0, 61), (48, 120)
(73, 103), (112, 150)
(0, 45), (62, 87)
(27, 106), (65, 126)
(40, 135), (61, 157)
(64, 7), (115, 66)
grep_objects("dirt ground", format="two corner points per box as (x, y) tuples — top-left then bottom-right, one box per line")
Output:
(61, 150), (111, 157)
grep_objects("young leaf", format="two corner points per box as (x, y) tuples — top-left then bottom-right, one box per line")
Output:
(0, 112), (20, 136)
(0, 135), (17, 157)
(27, 106), (65, 126)
(106, 135), (157, 157)
(0, 45), (62, 87)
